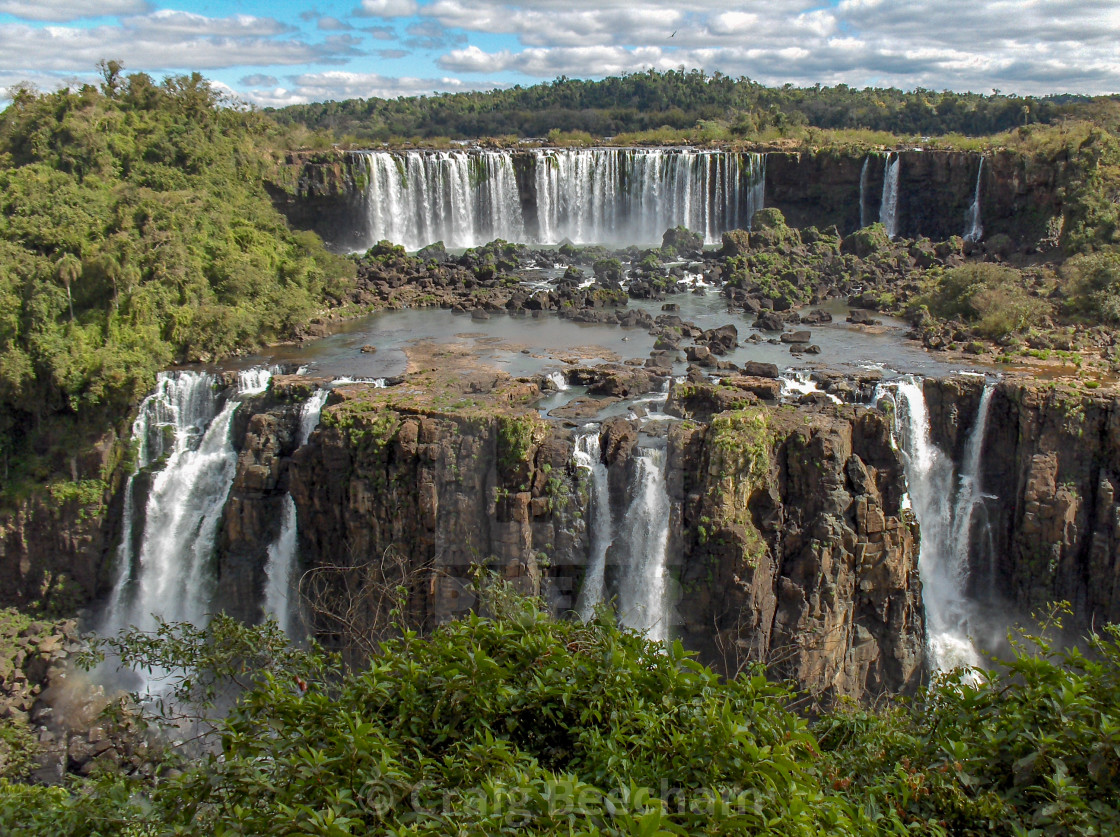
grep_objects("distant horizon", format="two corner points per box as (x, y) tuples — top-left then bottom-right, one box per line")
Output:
(2, 1), (1118, 108)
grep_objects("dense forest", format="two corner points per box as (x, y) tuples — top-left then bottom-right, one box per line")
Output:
(268, 68), (1100, 144)
(0, 64), (354, 490)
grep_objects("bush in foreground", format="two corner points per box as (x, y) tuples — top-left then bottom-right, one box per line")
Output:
(1, 600), (1117, 835)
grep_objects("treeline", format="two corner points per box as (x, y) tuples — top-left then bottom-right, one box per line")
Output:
(0, 63), (353, 488)
(268, 68), (1082, 143)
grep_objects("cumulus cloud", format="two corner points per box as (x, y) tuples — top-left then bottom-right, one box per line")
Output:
(0, 19), (359, 74)
(239, 74), (280, 87)
(242, 70), (500, 107)
(0, 0), (149, 22)
(426, 0), (1120, 94)
(404, 20), (467, 50)
(353, 0), (418, 18)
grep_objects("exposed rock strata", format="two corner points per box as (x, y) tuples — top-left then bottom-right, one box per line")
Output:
(925, 376), (1120, 627)
(666, 388), (925, 698)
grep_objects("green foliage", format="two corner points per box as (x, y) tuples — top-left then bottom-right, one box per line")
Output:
(0, 72), (355, 487)
(818, 608), (1120, 836)
(1063, 248), (1120, 323)
(495, 413), (540, 478)
(917, 262), (1050, 338)
(268, 69), (1068, 144)
(4, 601), (1120, 836)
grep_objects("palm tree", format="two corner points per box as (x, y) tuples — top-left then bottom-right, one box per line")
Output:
(55, 253), (80, 322)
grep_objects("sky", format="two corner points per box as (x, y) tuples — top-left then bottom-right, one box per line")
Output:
(1, 0), (1118, 108)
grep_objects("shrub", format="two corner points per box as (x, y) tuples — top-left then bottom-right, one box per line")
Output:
(918, 262), (1049, 338)
(1063, 247), (1120, 323)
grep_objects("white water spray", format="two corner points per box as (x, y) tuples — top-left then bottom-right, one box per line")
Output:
(963, 158), (984, 243)
(616, 448), (672, 642)
(881, 379), (994, 673)
(262, 388), (330, 634)
(546, 371), (569, 392)
(105, 370), (273, 640)
(353, 148), (765, 250)
(859, 156), (871, 229)
(572, 429), (613, 620)
(880, 152), (900, 239)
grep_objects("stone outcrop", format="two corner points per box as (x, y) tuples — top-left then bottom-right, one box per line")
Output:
(925, 376), (1120, 628)
(666, 394), (925, 699)
(286, 380), (586, 633)
(0, 487), (116, 614)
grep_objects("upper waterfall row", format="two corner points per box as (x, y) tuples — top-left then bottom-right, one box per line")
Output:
(353, 148), (766, 250)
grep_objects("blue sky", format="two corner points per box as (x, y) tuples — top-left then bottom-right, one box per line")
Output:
(1, 0), (1118, 107)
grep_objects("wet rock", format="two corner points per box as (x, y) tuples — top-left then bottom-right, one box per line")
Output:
(754, 311), (786, 332)
(600, 418), (639, 466)
(780, 330), (812, 344)
(740, 361), (780, 379)
(699, 324), (738, 355)
(847, 309), (881, 326)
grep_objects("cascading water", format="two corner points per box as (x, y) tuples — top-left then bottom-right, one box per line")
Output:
(546, 371), (569, 392)
(950, 384), (995, 596)
(353, 148), (765, 250)
(572, 429), (612, 621)
(616, 448), (672, 642)
(859, 155), (871, 229)
(779, 371), (842, 403)
(880, 378), (993, 673)
(963, 158), (984, 243)
(104, 369), (272, 646)
(356, 150), (524, 251)
(262, 388), (331, 634)
(880, 152), (900, 239)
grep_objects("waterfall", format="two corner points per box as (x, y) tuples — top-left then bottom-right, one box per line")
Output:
(950, 384), (995, 596)
(104, 369), (272, 645)
(616, 448), (672, 642)
(262, 388), (330, 634)
(353, 148), (765, 250)
(572, 429), (612, 620)
(859, 156), (871, 229)
(879, 152), (900, 239)
(963, 158), (984, 243)
(546, 371), (569, 392)
(881, 379), (993, 673)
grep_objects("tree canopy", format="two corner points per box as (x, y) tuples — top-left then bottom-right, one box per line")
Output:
(0, 68), (354, 486)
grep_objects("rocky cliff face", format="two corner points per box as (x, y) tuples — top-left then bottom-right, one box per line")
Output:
(219, 372), (925, 700)
(272, 147), (1071, 251)
(666, 384), (925, 698)
(282, 375), (588, 635)
(0, 488), (117, 616)
(265, 151), (369, 252)
(926, 376), (1120, 629)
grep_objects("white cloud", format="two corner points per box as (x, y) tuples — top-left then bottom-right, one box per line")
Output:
(354, 0), (419, 18)
(121, 10), (293, 38)
(426, 0), (1120, 94)
(242, 70), (500, 107)
(0, 0), (149, 22)
(0, 20), (358, 74)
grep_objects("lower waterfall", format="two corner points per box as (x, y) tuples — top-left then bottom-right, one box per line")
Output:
(262, 388), (331, 635)
(102, 369), (272, 661)
(882, 379), (994, 673)
(572, 429), (612, 621)
(616, 448), (672, 643)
